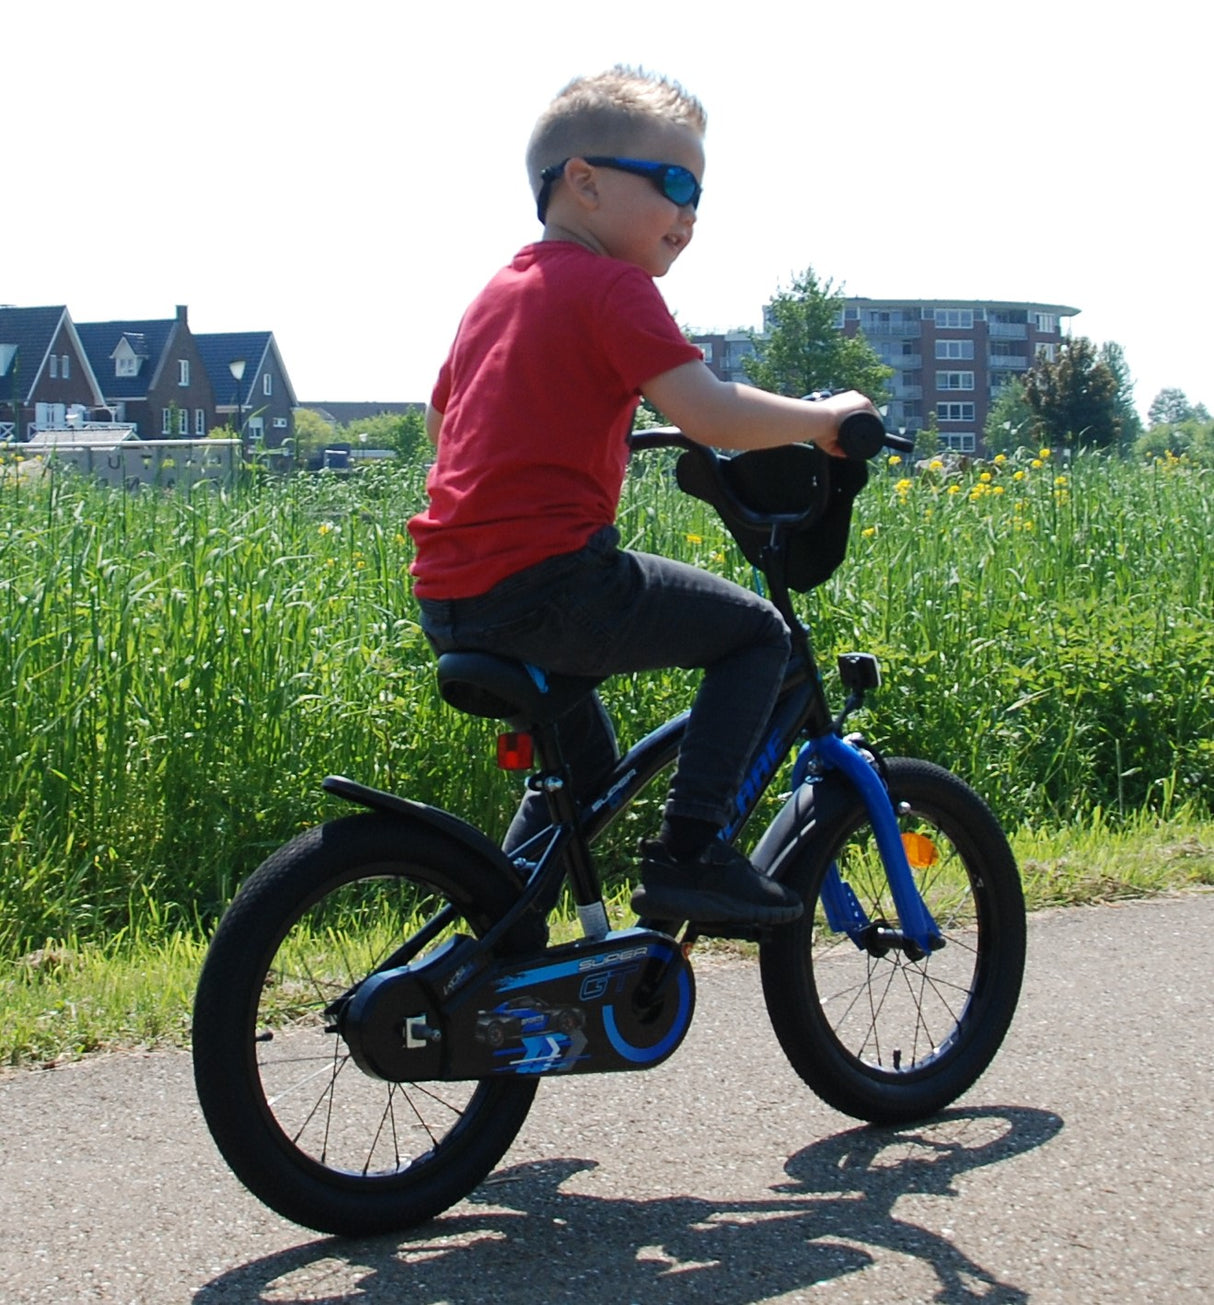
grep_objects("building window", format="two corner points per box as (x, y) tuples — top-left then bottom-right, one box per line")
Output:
(117, 355), (137, 377)
(162, 408), (172, 434)
(935, 339), (974, 360)
(940, 432), (976, 453)
(937, 402), (976, 422)
(263, 373), (272, 397)
(1036, 343), (1058, 362)
(936, 371), (975, 391)
(1033, 313), (1058, 333)
(177, 407), (189, 435)
(49, 355), (58, 379)
(62, 355), (70, 378)
(195, 408), (206, 436)
(934, 308), (974, 329)
(178, 359), (190, 386)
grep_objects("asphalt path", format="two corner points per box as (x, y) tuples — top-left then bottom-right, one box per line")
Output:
(1, 893), (1210, 1303)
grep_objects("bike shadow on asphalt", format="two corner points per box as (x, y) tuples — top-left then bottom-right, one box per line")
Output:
(194, 1105), (1063, 1304)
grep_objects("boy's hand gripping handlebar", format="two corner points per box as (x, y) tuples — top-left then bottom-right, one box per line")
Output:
(803, 391), (916, 461)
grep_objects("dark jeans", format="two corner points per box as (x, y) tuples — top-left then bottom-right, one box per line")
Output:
(419, 526), (790, 847)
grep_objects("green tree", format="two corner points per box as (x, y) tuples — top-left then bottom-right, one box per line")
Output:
(1099, 340), (1142, 448)
(983, 376), (1037, 454)
(1134, 415), (1214, 464)
(337, 409), (429, 463)
(292, 408), (336, 461)
(1147, 387), (1209, 427)
(742, 267), (892, 402)
(914, 411), (941, 458)
(1022, 336), (1120, 450)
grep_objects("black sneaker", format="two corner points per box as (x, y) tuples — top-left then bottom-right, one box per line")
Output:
(631, 839), (803, 926)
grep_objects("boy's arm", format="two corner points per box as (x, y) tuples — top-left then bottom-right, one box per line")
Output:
(425, 403), (444, 447)
(642, 361), (878, 455)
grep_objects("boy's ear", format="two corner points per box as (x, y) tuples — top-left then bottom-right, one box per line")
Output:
(562, 157), (600, 210)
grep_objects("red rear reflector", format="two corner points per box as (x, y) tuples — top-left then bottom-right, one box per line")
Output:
(497, 732), (534, 770)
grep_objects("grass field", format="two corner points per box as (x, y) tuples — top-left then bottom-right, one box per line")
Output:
(1, 444), (1211, 1064)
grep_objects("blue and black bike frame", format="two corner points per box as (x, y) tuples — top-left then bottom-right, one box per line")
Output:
(502, 627), (943, 959)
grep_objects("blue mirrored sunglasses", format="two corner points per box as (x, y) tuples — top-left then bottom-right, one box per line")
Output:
(536, 156), (703, 222)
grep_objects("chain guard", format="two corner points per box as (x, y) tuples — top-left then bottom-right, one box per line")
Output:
(340, 928), (695, 1081)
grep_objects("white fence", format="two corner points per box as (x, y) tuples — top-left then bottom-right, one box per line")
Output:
(11, 436), (242, 490)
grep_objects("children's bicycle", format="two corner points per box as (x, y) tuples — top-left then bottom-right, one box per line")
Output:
(192, 417), (1026, 1237)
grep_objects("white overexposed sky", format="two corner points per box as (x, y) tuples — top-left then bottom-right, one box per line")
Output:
(6, 1), (1207, 419)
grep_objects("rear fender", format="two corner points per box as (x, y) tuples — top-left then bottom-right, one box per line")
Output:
(323, 774), (526, 892)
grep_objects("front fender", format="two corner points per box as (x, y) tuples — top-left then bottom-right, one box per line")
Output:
(750, 771), (861, 881)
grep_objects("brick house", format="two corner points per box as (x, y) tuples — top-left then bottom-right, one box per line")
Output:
(76, 305), (219, 440)
(0, 305), (107, 439)
(194, 331), (297, 452)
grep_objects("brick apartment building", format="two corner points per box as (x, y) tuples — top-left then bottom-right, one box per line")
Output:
(693, 298), (1079, 454)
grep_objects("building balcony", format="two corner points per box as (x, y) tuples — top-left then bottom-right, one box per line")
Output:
(989, 355), (1029, 370)
(860, 323), (922, 337)
(988, 323), (1028, 339)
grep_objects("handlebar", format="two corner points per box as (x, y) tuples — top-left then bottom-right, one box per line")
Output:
(629, 410), (914, 462)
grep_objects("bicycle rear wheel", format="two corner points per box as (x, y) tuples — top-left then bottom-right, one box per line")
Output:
(192, 812), (541, 1236)
(760, 757), (1025, 1123)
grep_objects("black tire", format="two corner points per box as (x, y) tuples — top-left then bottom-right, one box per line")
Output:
(192, 813), (541, 1236)
(760, 758), (1025, 1124)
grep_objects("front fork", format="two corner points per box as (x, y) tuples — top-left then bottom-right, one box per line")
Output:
(794, 731), (944, 959)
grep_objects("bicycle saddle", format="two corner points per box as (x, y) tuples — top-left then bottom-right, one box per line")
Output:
(436, 650), (602, 725)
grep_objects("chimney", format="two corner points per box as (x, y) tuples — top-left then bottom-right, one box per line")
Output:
(176, 305), (188, 325)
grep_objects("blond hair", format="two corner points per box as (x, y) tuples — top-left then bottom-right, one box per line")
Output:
(525, 66), (707, 200)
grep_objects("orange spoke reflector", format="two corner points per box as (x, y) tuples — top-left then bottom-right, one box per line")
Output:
(902, 831), (939, 870)
(497, 732), (534, 771)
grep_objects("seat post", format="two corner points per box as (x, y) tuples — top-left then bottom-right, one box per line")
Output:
(527, 718), (607, 935)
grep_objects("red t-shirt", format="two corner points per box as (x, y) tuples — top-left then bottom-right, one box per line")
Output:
(408, 242), (702, 599)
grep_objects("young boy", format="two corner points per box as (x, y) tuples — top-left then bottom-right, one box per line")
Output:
(409, 67), (879, 927)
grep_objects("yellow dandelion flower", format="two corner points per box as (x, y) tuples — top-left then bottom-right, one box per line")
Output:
(895, 478), (913, 493)
(1013, 469), (1026, 481)
(979, 472), (992, 483)
(993, 484), (1005, 495)
(1031, 459), (1043, 469)
(1039, 447), (1052, 458)
(685, 533), (703, 545)
(994, 453), (1007, 465)
(947, 484), (961, 495)
(1054, 475), (1068, 487)
(929, 458), (944, 471)
(862, 526), (877, 538)
(888, 455), (902, 467)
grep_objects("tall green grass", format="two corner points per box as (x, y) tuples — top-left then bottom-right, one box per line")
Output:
(0, 448), (1210, 955)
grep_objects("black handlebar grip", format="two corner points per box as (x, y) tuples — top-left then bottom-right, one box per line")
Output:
(837, 410), (888, 461)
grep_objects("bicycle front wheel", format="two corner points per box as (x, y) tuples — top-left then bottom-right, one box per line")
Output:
(760, 757), (1025, 1124)
(192, 812), (541, 1236)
